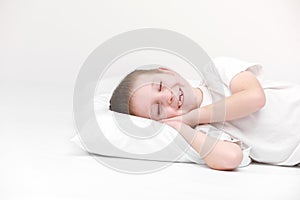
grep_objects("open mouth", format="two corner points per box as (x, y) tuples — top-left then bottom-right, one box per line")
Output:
(178, 88), (184, 109)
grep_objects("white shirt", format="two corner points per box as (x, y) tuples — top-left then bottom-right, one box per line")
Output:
(189, 57), (300, 166)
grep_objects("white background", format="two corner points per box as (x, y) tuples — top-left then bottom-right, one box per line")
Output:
(1, 0), (300, 200)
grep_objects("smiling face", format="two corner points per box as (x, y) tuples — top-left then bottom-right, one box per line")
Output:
(129, 68), (202, 120)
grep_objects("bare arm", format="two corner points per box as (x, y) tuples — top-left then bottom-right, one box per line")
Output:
(166, 121), (243, 170)
(198, 70), (266, 124)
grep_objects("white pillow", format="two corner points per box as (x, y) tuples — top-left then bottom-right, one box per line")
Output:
(72, 76), (204, 164)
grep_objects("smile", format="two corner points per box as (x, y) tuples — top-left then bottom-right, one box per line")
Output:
(178, 88), (184, 108)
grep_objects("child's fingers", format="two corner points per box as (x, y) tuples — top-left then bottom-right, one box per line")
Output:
(161, 115), (182, 122)
(163, 120), (183, 131)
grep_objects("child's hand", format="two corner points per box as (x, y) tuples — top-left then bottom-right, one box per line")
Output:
(160, 120), (198, 146)
(161, 120), (183, 132)
(160, 108), (201, 128)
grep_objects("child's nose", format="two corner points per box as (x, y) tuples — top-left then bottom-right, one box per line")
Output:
(161, 88), (174, 105)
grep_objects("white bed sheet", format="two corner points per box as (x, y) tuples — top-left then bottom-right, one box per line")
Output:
(1, 82), (300, 200)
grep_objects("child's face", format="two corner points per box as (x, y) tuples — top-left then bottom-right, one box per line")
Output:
(130, 68), (199, 120)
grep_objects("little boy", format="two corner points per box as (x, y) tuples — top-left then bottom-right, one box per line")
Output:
(110, 57), (300, 170)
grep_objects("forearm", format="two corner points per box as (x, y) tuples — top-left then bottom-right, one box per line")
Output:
(175, 123), (242, 170)
(197, 89), (265, 124)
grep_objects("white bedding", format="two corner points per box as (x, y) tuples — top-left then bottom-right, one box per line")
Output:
(1, 81), (300, 200)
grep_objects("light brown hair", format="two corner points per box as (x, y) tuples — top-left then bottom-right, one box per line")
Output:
(109, 68), (163, 115)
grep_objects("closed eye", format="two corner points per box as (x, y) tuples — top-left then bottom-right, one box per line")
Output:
(159, 81), (162, 91)
(157, 103), (160, 115)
